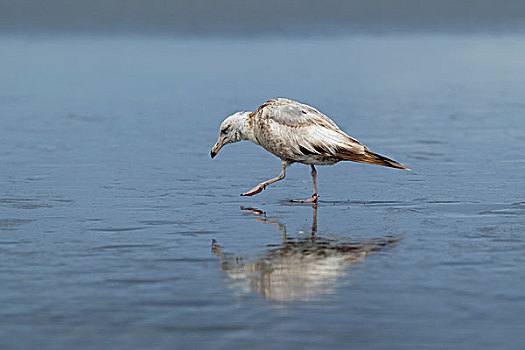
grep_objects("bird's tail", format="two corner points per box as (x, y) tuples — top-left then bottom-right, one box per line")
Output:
(337, 149), (410, 170)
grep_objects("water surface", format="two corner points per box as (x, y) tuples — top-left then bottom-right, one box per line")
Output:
(1, 35), (524, 349)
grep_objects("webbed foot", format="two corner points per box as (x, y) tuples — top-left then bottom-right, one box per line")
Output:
(290, 194), (318, 203)
(241, 185), (265, 196)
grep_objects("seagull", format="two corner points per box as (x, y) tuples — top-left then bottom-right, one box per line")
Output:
(211, 98), (409, 202)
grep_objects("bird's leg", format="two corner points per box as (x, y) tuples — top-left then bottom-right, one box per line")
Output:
(290, 165), (319, 203)
(311, 202), (318, 235)
(241, 161), (288, 197)
(311, 165), (318, 199)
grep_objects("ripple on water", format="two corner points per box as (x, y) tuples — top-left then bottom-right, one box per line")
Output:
(154, 258), (218, 263)
(0, 198), (52, 209)
(419, 202), (524, 218)
(281, 199), (408, 207)
(0, 219), (34, 230)
(0, 197), (72, 209)
(171, 230), (217, 236)
(89, 227), (147, 232)
(139, 220), (189, 226)
(106, 278), (180, 284)
(479, 203), (524, 216)
(93, 244), (157, 250)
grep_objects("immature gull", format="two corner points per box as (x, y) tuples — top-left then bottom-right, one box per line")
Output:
(211, 98), (409, 202)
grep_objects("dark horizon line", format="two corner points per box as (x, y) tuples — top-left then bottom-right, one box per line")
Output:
(2, 21), (525, 38)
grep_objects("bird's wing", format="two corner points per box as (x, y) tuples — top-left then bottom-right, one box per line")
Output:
(255, 98), (339, 129)
(253, 98), (365, 157)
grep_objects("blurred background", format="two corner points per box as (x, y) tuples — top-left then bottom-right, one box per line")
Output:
(2, 0), (525, 36)
(1, 1), (525, 350)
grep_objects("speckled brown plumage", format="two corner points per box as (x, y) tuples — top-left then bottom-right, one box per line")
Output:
(211, 98), (409, 201)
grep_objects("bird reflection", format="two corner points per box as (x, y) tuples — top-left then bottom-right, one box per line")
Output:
(212, 204), (401, 302)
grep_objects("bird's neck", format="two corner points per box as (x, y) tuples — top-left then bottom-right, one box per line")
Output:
(237, 112), (257, 143)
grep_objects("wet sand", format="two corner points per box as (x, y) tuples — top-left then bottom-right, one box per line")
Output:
(1, 35), (524, 349)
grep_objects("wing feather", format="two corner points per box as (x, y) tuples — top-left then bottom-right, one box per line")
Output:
(252, 98), (365, 159)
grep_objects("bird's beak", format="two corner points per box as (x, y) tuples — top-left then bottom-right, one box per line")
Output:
(210, 138), (224, 159)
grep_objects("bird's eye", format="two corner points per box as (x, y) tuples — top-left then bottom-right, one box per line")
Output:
(221, 126), (230, 134)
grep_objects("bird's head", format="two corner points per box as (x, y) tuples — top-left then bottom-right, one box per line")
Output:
(211, 112), (249, 159)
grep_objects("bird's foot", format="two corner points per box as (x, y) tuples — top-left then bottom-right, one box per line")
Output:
(241, 184), (265, 196)
(290, 194), (318, 203)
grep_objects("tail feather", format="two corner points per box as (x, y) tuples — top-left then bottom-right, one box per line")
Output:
(336, 148), (410, 171)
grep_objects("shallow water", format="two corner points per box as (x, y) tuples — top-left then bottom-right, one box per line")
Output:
(1, 35), (524, 349)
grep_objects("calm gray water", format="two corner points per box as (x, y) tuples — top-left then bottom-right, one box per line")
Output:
(1, 35), (524, 349)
